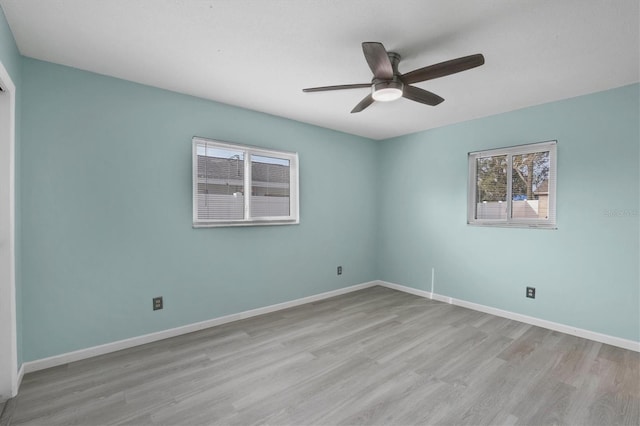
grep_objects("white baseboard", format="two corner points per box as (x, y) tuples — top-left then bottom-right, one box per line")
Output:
(378, 281), (640, 352)
(15, 364), (23, 394)
(22, 279), (638, 376)
(23, 281), (379, 374)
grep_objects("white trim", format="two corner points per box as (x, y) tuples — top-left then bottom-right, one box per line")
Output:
(381, 280), (433, 299)
(378, 281), (640, 352)
(469, 140), (558, 157)
(23, 281), (378, 373)
(22, 279), (638, 376)
(16, 364), (23, 390)
(0, 60), (17, 401)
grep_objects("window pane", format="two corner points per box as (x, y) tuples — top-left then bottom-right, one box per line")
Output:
(512, 151), (550, 219)
(251, 154), (290, 217)
(196, 146), (245, 220)
(468, 141), (556, 228)
(476, 155), (507, 219)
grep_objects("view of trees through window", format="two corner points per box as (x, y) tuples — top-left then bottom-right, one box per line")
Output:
(475, 150), (551, 220)
(512, 151), (550, 201)
(476, 155), (507, 203)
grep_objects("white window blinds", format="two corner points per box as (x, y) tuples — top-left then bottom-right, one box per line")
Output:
(193, 137), (299, 227)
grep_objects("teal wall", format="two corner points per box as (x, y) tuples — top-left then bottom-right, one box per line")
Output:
(377, 84), (640, 342)
(20, 58), (378, 361)
(0, 6), (22, 368)
(8, 35), (640, 361)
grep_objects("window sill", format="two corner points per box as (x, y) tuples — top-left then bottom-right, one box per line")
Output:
(467, 221), (557, 230)
(193, 219), (299, 228)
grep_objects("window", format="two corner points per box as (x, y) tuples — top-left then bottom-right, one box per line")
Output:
(468, 141), (557, 228)
(193, 137), (299, 227)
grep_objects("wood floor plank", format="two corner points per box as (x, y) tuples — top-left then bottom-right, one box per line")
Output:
(6, 286), (640, 425)
(0, 397), (16, 426)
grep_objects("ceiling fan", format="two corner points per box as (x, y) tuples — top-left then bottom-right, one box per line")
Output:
(302, 42), (485, 113)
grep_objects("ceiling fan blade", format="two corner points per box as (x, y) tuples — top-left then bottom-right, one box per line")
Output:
(403, 85), (444, 106)
(362, 42), (394, 80)
(401, 54), (485, 84)
(303, 83), (371, 92)
(351, 94), (374, 113)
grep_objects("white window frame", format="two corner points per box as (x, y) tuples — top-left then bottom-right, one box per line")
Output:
(193, 137), (299, 227)
(468, 140), (557, 229)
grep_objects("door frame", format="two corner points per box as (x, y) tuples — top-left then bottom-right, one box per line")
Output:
(0, 59), (17, 401)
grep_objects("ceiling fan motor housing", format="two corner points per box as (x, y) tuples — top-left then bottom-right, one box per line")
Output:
(371, 51), (403, 101)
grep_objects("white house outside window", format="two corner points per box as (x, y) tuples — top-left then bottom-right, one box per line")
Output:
(193, 137), (299, 227)
(467, 141), (557, 229)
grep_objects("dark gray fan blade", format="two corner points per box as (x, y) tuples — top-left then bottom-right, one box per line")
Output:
(303, 83), (371, 92)
(401, 54), (485, 85)
(403, 85), (444, 106)
(351, 94), (374, 113)
(362, 42), (393, 80)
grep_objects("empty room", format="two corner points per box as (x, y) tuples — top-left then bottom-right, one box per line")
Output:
(0, 1), (638, 425)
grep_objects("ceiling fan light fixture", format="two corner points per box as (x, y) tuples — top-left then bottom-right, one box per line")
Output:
(372, 80), (403, 102)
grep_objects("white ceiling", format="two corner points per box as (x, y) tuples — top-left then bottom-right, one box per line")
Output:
(1, 0), (638, 140)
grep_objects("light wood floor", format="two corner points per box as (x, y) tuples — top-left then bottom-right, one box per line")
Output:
(2, 286), (639, 425)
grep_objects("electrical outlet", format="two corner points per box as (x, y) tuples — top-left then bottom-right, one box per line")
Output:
(153, 296), (163, 310)
(337, 266), (342, 275)
(526, 287), (536, 299)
